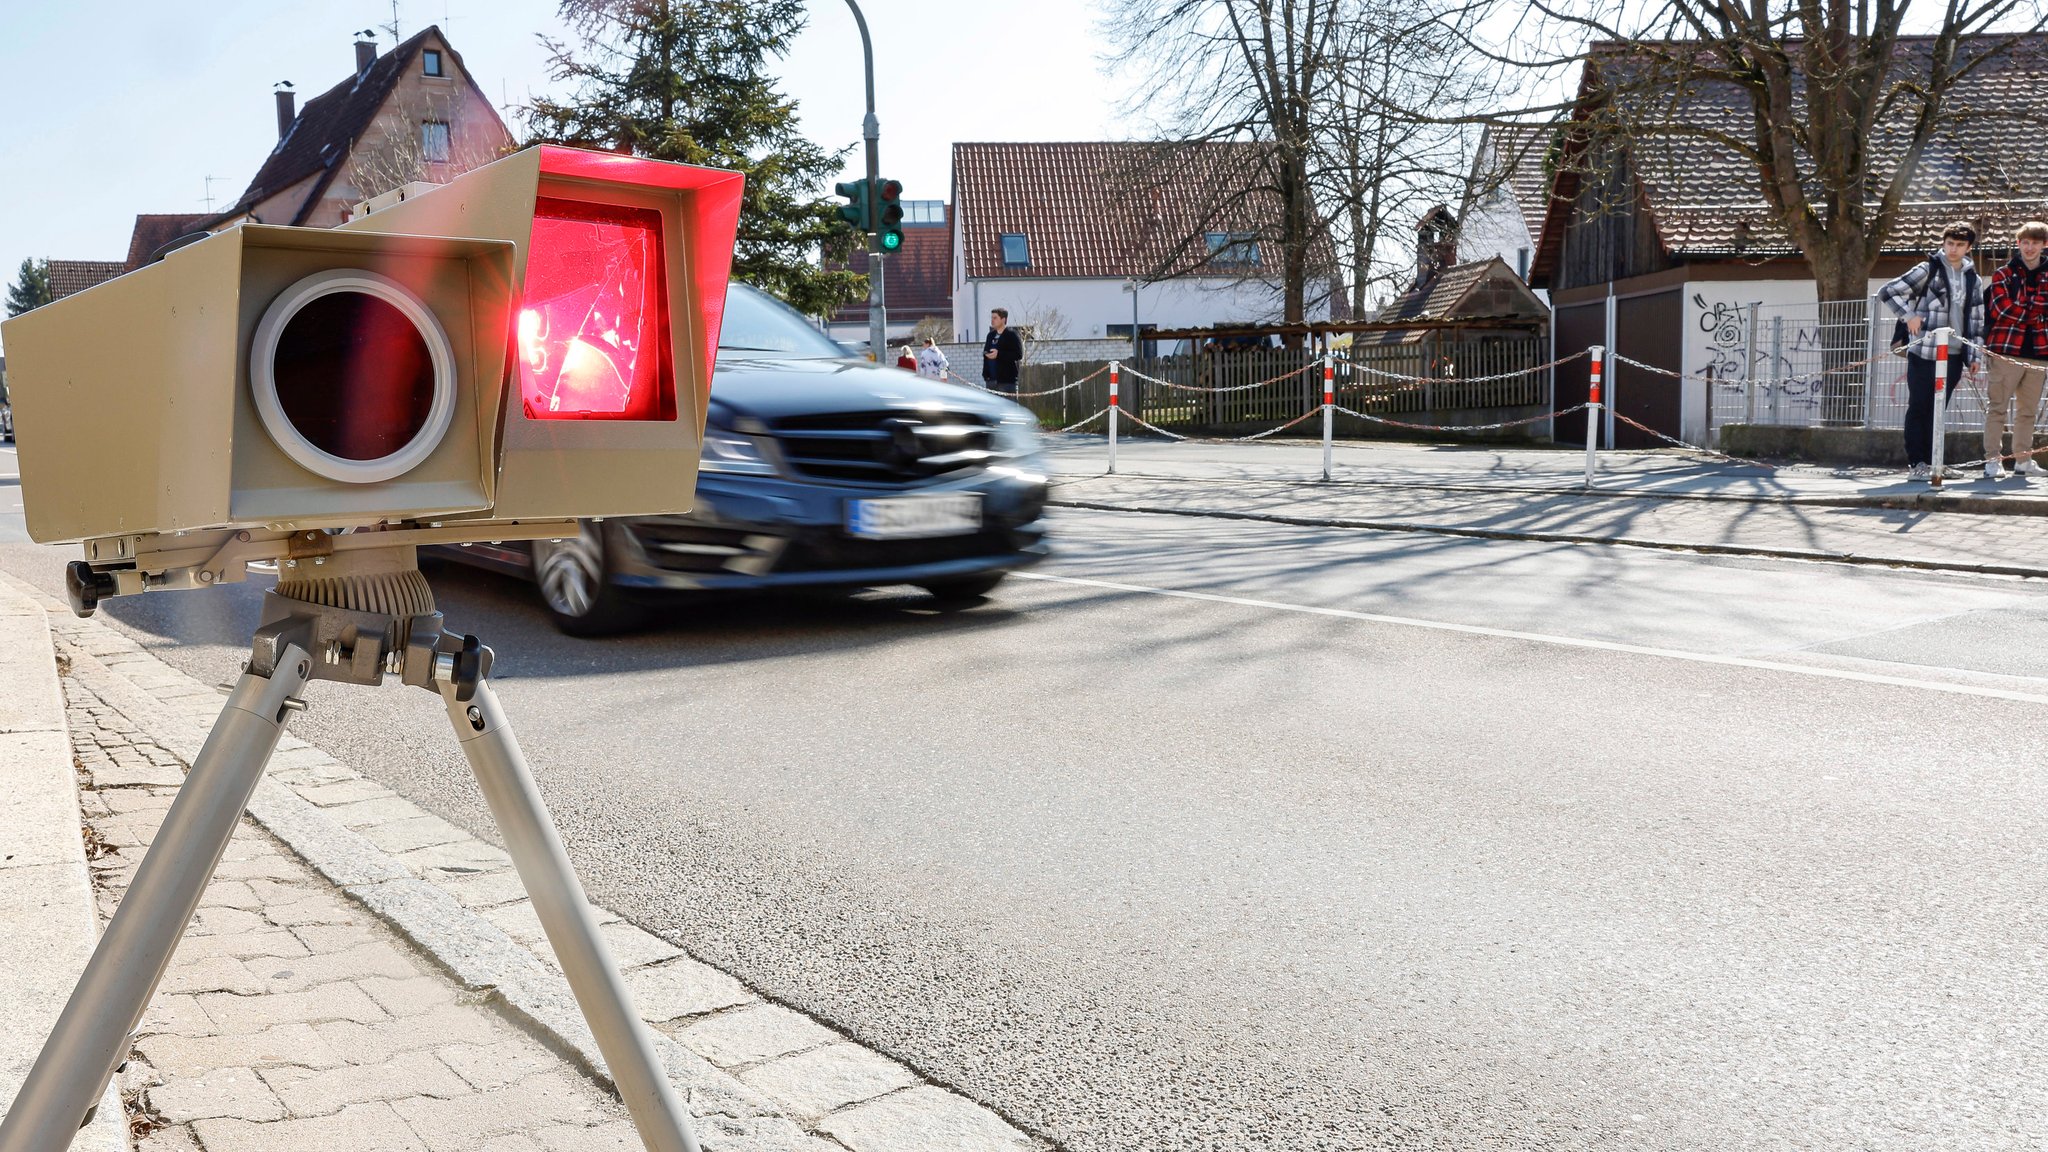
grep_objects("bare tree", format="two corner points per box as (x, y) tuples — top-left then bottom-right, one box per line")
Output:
(1316, 1), (1505, 315)
(1102, 0), (1348, 332)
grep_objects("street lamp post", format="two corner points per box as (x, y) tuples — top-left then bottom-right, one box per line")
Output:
(843, 0), (887, 360)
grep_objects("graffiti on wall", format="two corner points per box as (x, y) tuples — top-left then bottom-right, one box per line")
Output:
(1688, 291), (1913, 424)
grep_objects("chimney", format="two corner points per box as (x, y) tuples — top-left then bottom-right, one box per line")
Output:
(1415, 206), (1459, 285)
(273, 84), (296, 139)
(355, 37), (378, 76)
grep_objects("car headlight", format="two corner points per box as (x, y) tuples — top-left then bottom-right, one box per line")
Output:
(991, 414), (1043, 457)
(700, 427), (777, 475)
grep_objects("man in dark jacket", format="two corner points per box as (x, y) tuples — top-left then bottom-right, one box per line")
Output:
(981, 307), (1023, 394)
(1984, 220), (2048, 478)
(1879, 221), (1986, 481)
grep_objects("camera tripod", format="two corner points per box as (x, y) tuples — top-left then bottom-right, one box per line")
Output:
(0, 547), (699, 1152)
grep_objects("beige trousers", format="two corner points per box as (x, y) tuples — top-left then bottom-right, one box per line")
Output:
(1985, 354), (2048, 464)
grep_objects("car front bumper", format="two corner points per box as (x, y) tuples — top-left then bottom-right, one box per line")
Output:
(603, 466), (1051, 592)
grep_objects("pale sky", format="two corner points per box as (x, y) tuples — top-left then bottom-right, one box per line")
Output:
(0, 0), (1121, 349)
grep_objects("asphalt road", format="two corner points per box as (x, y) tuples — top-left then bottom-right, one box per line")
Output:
(7, 452), (2048, 1150)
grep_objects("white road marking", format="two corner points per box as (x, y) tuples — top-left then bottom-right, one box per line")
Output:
(1017, 571), (2048, 706)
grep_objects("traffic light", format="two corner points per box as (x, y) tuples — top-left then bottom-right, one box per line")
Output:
(876, 178), (904, 252)
(835, 178), (872, 232)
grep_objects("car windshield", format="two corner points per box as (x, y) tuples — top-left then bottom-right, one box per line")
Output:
(718, 282), (846, 358)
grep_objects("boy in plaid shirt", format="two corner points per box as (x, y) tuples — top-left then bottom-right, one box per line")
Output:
(1879, 221), (1985, 480)
(1983, 220), (2048, 477)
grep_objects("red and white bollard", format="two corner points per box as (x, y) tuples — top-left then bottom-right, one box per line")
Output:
(1108, 360), (1121, 475)
(1321, 353), (1335, 481)
(1585, 344), (1605, 488)
(1931, 327), (1951, 487)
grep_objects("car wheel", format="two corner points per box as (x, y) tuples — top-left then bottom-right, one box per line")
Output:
(530, 522), (647, 636)
(919, 572), (1007, 602)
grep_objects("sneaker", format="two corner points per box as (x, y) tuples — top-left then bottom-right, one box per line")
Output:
(1939, 465), (1964, 480)
(1987, 460), (2005, 480)
(1909, 463), (1932, 481)
(2022, 460), (2047, 477)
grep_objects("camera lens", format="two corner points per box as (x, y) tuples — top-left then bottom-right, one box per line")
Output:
(270, 292), (436, 461)
(252, 269), (458, 484)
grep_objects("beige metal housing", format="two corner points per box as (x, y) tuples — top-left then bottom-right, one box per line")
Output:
(0, 225), (515, 544)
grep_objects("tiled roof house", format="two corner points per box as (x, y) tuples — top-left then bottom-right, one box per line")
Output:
(1534, 33), (2048, 450)
(46, 261), (125, 301)
(221, 27), (512, 229)
(123, 214), (214, 272)
(950, 141), (1335, 346)
(1458, 122), (1560, 286)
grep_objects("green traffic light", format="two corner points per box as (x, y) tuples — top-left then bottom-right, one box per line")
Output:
(881, 230), (902, 252)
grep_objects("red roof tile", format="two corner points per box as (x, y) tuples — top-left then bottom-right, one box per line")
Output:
(830, 205), (953, 323)
(46, 261), (125, 300)
(124, 214), (213, 271)
(953, 141), (1321, 280)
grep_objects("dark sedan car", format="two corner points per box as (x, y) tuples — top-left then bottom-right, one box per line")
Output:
(440, 283), (1050, 634)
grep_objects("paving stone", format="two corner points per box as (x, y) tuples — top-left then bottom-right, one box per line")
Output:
(99, 787), (178, 814)
(599, 921), (684, 969)
(139, 1022), (347, 1075)
(261, 1047), (473, 1116)
(436, 868), (534, 910)
(139, 992), (216, 1037)
(186, 906), (268, 938)
(262, 893), (359, 928)
(738, 1043), (918, 1123)
(292, 922), (382, 953)
(92, 759), (185, 788)
(93, 809), (167, 846)
(324, 795), (431, 828)
(390, 1072), (612, 1151)
(296, 778), (397, 807)
(482, 900), (549, 945)
(358, 974), (461, 1017)
(436, 1037), (564, 1091)
(267, 762), (359, 787)
(479, 1137), (546, 1152)
(198, 879), (262, 910)
(253, 940), (419, 992)
(135, 1125), (202, 1152)
(392, 839), (514, 875)
(626, 959), (755, 1023)
(357, 814), (470, 854)
(210, 854), (308, 882)
(191, 1100), (427, 1152)
(313, 1005), (520, 1064)
(197, 980), (387, 1031)
(816, 1087), (1039, 1152)
(672, 1004), (839, 1069)
(532, 1121), (642, 1151)
(178, 930), (312, 962)
(148, 1066), (287, 1124)
(159, 956), (263, 996)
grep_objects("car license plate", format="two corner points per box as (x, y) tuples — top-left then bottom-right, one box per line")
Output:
(845, 493), (982, 540)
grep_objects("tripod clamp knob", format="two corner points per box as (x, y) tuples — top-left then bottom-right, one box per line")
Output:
(65, 562), (118, 618)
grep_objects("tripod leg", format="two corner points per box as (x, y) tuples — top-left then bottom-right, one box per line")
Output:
(442, 679), (700, 1152)
(0, 647), (311, 1151)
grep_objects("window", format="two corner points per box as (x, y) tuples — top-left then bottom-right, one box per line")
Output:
(422, 50), (444, 77)
(902, 200), (946, 225)
(421, 121), (451, 163)
(999, 233), (1030, 268)
(1205, 232), (1261, 268)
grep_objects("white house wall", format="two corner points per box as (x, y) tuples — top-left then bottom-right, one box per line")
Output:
(1677, 277), (1892, 442)
(1458, 187), (1542, 299)
(952, 276), (1327, 343)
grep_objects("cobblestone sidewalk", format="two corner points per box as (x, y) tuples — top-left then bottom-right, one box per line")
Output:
(41, 575), (1046, 1152)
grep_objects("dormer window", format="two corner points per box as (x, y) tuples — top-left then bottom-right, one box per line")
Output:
(1000, 233), (1030, 268)
(422, 50), (444, 77)
(1206, 232), (1261, 268)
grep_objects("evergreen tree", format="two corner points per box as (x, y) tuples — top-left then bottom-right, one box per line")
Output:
(5, 258), (52, 317)
(527, 0), (865, 316)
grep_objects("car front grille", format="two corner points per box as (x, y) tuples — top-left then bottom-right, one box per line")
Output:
(769, 410), (996, 483)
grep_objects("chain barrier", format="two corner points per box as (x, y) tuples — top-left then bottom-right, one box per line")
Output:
(1327, 403), (1583, 435)
(1119, 361), (1323, 394)
(1334, 348), (1590, 387)
(1055, 407), (1115, 434)
(947, 363), (1110, 399)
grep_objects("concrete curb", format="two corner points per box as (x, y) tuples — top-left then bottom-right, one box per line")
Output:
(0, 579), (128, 1150)
(1048, 497), (2048, 581)
(23, 573), (1051, 1152)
